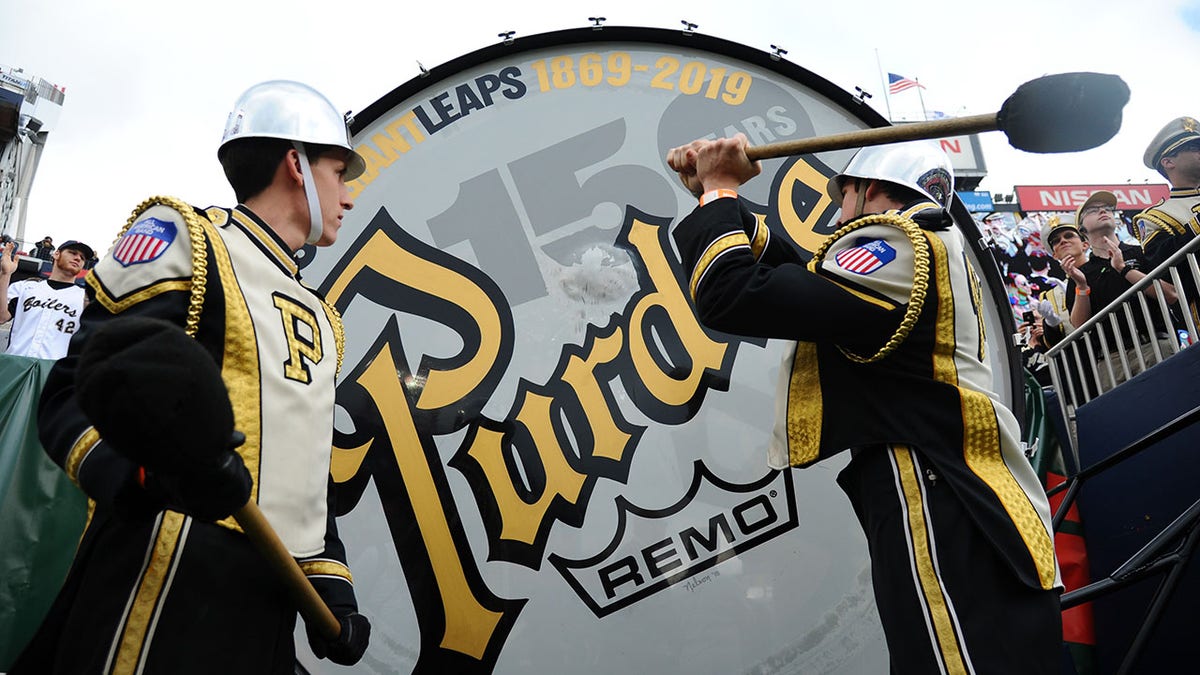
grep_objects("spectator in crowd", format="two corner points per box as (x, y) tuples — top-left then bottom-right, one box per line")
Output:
(1028, 219), (1081, 392)
(1017, 303), (1052, 386)
(1059, 192), (1175, 389)
(1028, 252), (1064, 297)
(1007, 273), (1036, 322)
(30, 236), (55, 261)
(1, 239), (93, 359)
(1135, 116), (1200, 320)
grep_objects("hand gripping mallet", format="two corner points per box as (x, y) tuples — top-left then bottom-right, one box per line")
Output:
(75, 316), (342, 640)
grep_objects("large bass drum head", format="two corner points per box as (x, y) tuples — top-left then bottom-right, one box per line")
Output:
(300, 26), (1019, 674)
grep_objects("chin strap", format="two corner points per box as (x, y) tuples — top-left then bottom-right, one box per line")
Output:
(294, 142), (323, 246)
(854, 178), (868, 219)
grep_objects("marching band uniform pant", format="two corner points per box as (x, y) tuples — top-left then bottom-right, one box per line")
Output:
(837, 444), (1062, 675)
(12, 508), (297, 675)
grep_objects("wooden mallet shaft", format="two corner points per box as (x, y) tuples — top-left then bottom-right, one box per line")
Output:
(235, 501), (342, 640)
(746, 114), (998, 160)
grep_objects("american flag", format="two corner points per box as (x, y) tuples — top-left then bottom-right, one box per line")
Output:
(888, 72), (926, 95)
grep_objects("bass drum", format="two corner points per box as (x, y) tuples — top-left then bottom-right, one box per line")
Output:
(299, 26), (1021, 674)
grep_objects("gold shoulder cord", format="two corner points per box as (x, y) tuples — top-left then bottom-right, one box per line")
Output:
(321, 299), (345, 376)
(116, 196), (210, 338)
(809, 212), (931, 363)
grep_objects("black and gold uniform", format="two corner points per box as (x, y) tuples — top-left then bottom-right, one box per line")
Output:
(1135, 187), (1200, 320)
(1136, 187), (1200, 268)
(674, 195), (1061, 674)
(14, 199), (357, 675)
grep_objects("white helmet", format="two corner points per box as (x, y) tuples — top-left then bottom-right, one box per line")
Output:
(219, 81), (366, 245)
(220, 80), (365, 178)
(826, 140), (955, 210)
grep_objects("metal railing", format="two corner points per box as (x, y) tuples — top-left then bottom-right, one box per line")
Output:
(1051, 403), (1200, 675)
(1044, 233), (1200, 450)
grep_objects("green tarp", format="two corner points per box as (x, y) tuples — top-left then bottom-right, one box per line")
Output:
(0, 354), (87, 670)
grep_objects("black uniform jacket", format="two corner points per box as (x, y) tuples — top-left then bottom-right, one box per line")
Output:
(672, 195), (1059, 593)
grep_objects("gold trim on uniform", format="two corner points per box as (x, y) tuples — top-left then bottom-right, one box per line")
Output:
(1135, 191), (1200, 247)
(231, 208), (299, 276)
(749, 213), (770, 261)
(786, 343), (823, 466)
(299, 559), (354, 582)
(925, 236), (1057, 589)
(689, 231), (751, 302)
(204, 206), (230, 227)
(87, 277), (192, 315)
(1137, 209), (1186, 237)
(318, 298), (346, 376)
(182, 204), (210, 338)
(823, 277), (898, 311)
(960, 393), (1058, 589)
(927, 233), (958, 379)
(899, 202), (937, 220)
(110, 512), (190, 675)
(65, 427), (102, 486)
(204, 222), (263, 532)
(891, 445), (970, 675)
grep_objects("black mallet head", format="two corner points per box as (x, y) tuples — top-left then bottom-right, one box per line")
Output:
(998, 72), (1130, 153)
(76, 317), (234, 474)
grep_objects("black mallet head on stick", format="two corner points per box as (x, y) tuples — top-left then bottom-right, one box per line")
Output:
(76, 317), (234, 474)
(741, 72), (1130, 161)
(998, 72), (1130, 153)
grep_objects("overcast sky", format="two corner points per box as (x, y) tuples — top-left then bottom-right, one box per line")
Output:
(3, 0), (1198, 250)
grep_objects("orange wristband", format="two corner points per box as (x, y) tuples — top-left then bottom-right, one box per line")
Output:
(1075, 287), (1091, 296)
(137, 466), (147, 487)
(699, 189), (738, 206)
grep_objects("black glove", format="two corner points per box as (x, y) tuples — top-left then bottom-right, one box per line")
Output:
(145, 447), (252, 522)
(112, 469), (169, 521)
(307, 611), (371, 666)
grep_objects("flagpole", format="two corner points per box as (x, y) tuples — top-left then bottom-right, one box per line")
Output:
(874, 49), (893, 121)
(916, 78), (928, 121)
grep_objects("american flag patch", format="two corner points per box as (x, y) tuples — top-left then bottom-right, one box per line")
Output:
(834, 239), (896, 275)
(114, 217), (177, 267)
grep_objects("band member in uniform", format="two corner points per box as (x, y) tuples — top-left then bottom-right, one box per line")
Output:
(1, 239), (92, 358)
(13, 81), (371, 674)
(1135, 116), (1200, 319)
(666, 136), (1061, 673)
